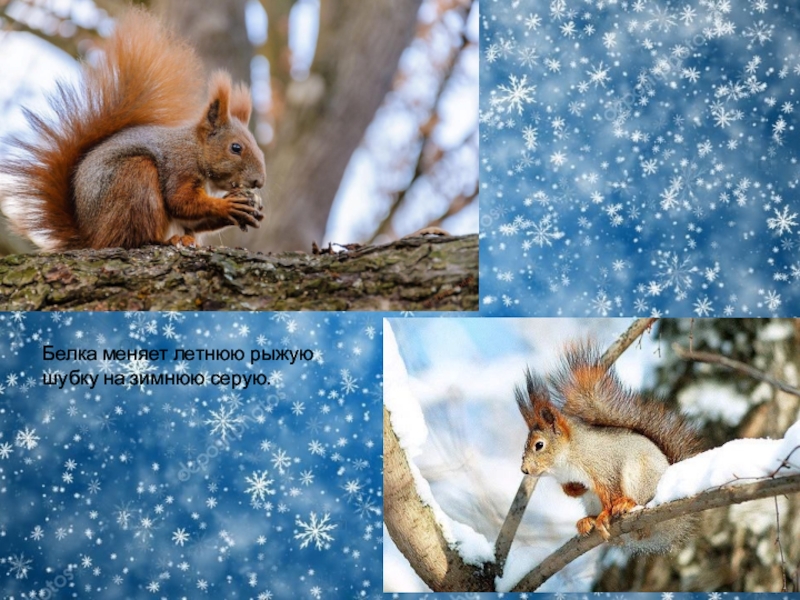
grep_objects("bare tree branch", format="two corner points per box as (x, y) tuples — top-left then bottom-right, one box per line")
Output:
(673, 343), (800, 399)
(0, 6), (101, 58)
(493, 475), (538, 578)
(512, 473), (800, 591)
(601, 317), (658, 368)
(365, 7), (475, 245)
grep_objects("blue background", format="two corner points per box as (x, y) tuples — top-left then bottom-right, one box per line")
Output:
(480, 0), (800, 317)
(0, 312), (382, 599)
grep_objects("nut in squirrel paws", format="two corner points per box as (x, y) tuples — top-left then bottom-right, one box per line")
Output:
(222, 189), (264, 232)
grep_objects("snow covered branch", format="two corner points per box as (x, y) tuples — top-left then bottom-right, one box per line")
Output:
(512, 472), (800, 591)
(383, 405), (495, 591)
(385, 319), (800, 592)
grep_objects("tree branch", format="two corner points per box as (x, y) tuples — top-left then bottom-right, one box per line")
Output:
(673, 343), (800, 399)
(383, 405), (493, 591)
(493, 317), (658, 578)
(0, 234), (477, 311)
(493, 474), (538, 578)
(512, 473), (800, 591)
(601, 317), (658, 368)
(1, 7), (101, 58)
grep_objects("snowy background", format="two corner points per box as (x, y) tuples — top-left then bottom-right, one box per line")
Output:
(384, 318), (658, 592)
(384, 318), (800, 593)
(480, 0), (800, 317)
(0, 311), (383, 599)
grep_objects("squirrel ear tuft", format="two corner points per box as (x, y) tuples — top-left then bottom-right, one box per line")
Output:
(205, 71), (233, 130)
(540, 406), (556, 426)
(516, 368), (551, 430)
(230, 83), (253, 125)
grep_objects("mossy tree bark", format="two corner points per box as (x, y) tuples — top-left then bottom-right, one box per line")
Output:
(0, 234), (477, 311)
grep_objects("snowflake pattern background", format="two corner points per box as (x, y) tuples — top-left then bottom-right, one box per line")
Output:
(480, 0), (800, 316)
(0, 312), (382, 599)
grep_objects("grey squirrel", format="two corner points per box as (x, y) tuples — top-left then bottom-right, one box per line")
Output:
(515, 341), (703, 553)
(1, 8), (265, 250)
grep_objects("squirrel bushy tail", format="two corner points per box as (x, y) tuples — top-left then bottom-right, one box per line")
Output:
(2, 8), (205, 250)
(551, 340), (703, 463)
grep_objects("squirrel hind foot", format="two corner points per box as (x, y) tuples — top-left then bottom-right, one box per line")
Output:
(610, 496), (638, 517)
(594, 510), (613, 540)
(576, 516), (596, 537)
(167, 234), (197, 248)
(577, 498), (637, 542)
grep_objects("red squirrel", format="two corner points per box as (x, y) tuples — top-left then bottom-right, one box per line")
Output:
(1, 8), (265, 250)
(515, 341), (703, 552)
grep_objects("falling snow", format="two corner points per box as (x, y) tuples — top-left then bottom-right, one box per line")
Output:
(0, 312), (382, 598)
(480, 0), (800, 316)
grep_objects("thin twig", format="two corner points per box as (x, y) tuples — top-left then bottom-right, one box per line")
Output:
(672, 343), (800, 399)
(600, 317), (658, 368)
(422, 184), (478, 231)
(774, 494), (787, 592)
(493, 475), (538, 578)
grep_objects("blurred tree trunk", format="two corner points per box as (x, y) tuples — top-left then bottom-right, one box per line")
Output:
(152, 0), (252, 85)
(155, 0), (424, 253)
(596, 319), (800, 592)
(246, 0), (424, 252)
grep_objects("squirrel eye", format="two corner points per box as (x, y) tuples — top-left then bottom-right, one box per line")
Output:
(535, 441), (544, 451)
(231, 143), (242, 155)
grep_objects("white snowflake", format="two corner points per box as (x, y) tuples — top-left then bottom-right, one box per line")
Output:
(15, 426), (40, 450)
(245, 470), (276, 503)
(294, 511), (337, 550)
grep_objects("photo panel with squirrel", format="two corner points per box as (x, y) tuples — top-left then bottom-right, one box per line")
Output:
(384, 317), (800, 593)
(0, 1), (478, 311)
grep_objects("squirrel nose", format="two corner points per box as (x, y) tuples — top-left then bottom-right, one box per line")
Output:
(251, 177), (264, 189)
(521, 465), (530, 475)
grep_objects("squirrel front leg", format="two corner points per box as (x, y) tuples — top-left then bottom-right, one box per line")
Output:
(581, 497), (638, 540)
(185, 190), (264, 236)
(578, 481), (639, 540)
(166, 181), (263, 242)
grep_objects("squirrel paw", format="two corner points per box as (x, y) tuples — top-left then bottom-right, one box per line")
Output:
(610, 496), (638, 517)
(223, 189), (265, 232)
(576, 517), (596, 536)
(594, 510), (613, 540)
(167, 234), (197, 247)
